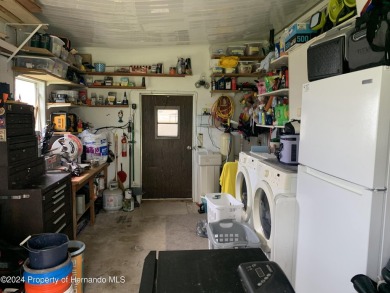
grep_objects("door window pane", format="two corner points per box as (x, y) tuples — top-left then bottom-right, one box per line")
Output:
(156, 107), (179, 138)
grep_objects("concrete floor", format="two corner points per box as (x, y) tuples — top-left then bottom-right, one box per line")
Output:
(77, 200), (208, 293)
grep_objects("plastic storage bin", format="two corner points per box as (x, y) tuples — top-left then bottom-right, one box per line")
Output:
(238, 61), (255, 73)
(52, 58), (69, 78)
(15, 55), (55, 72)
(226, 45), (246, 56)
(244, 42), (264, 56)
(205, 193), (243, 223)
(50, 35), (65, 57)
(207, 219), (260, 249)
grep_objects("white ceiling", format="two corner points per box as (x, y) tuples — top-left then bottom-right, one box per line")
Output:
(33, 0), (323, 49)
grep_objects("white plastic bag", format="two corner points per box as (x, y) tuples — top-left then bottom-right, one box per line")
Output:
(80, 130), (108, 164)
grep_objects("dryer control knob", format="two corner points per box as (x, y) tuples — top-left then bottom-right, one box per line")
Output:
(264, 169), (269, 177)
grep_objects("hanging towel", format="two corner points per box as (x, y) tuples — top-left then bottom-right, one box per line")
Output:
(219, 161), (238, 197)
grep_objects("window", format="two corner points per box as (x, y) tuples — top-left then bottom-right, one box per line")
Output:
(155, 107), (179, 138)
(15, 78), (45, 132)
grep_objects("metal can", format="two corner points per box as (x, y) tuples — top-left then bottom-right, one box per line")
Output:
(123, 189), (134, 212)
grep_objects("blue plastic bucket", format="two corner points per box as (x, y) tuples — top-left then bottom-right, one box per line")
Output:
(21, 233), (69, 270)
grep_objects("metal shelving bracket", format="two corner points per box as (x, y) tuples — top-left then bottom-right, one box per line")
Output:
(5, 23), (48, 62)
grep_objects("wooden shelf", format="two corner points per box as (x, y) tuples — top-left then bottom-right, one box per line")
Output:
(259, 88), (289, 97)
(21, 46), (56, 57)
(13, 67), (86, 87)
(88, 85), (146, 89)
(83, 72), (189, 77)
(88, 104), (130, 107)
(211, 72), (265, 78)
(20, 47), (86, 74)
(47, 102), (129, 109)
(47, 102), (79, 109)
(211, 55), (264, 61)
(211, 90), (240, 93)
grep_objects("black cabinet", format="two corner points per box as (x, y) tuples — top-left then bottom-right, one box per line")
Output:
(0, 102), (73, 244)
(0, 173), (73, 244)
(0, 102), (44, 190)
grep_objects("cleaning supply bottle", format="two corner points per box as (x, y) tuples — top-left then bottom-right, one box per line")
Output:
(231, 77), (237, 90)
(122, 92), (128, 105)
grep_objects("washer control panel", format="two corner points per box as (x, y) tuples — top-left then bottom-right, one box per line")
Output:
(238, 261), (295, 293)
(263, 166), (297, 194)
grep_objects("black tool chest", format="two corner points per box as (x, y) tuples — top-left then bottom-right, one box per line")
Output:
(0, 102), (73, 244)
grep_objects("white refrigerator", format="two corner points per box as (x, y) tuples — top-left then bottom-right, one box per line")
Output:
(294, 66), (390, 293)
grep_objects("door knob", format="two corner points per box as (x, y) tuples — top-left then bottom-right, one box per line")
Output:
(187, 146), (192, 150)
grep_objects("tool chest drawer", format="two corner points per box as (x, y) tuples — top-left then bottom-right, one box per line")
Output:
(3, 157), (46, 189)
(43, 182), (71, 226)
(44, 209), (71, 233)
(0, 135), (38, 166)
(1, 103), (35, 138)
(42, 180), (70, 207)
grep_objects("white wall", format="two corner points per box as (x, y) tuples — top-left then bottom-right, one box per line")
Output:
(73, 44), (233, 190)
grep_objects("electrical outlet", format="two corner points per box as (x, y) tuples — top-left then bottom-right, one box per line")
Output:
(297, 107), (301, 117)
(197, 133), (203, 148)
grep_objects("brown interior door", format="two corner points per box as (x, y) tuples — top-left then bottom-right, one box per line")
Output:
(141, 94), (193, 199)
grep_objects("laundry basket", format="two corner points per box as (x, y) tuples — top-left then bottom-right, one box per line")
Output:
(206, 219), (260, 249)
(205, 193), (243, 223)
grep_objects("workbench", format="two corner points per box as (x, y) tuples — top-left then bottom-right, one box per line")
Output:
(139, 248), (268, 293)
(71, 162), (108, 239)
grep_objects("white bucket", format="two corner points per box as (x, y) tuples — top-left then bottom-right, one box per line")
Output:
(76, 194), (85, 214)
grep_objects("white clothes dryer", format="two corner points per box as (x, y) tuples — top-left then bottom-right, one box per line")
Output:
(252, 158), (298, 283)
(235, 152), (258, 227)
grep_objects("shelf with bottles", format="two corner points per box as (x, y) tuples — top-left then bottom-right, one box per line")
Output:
(256, 93), (289, 129)
(211, 76), (258, 93)
(83, 58), (193, 78)
(46, 102), (129, 109)
(210, 72), (265, 78)
(210, 55), (265, 61)
(83, 72), (188, 77)
(87, 85), (146, 90)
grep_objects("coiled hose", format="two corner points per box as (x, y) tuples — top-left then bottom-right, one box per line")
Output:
(211, 95), (234, 124)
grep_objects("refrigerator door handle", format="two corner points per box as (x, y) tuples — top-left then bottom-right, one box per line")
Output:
(304, 166), (373, 195)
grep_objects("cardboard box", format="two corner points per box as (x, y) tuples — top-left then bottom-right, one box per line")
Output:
(79, 53), (92, 71)
(285, 23), (316, 51)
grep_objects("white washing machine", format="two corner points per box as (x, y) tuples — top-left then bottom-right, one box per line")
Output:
(235, 152), (258, 227)
(252, 158), (297, 283)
